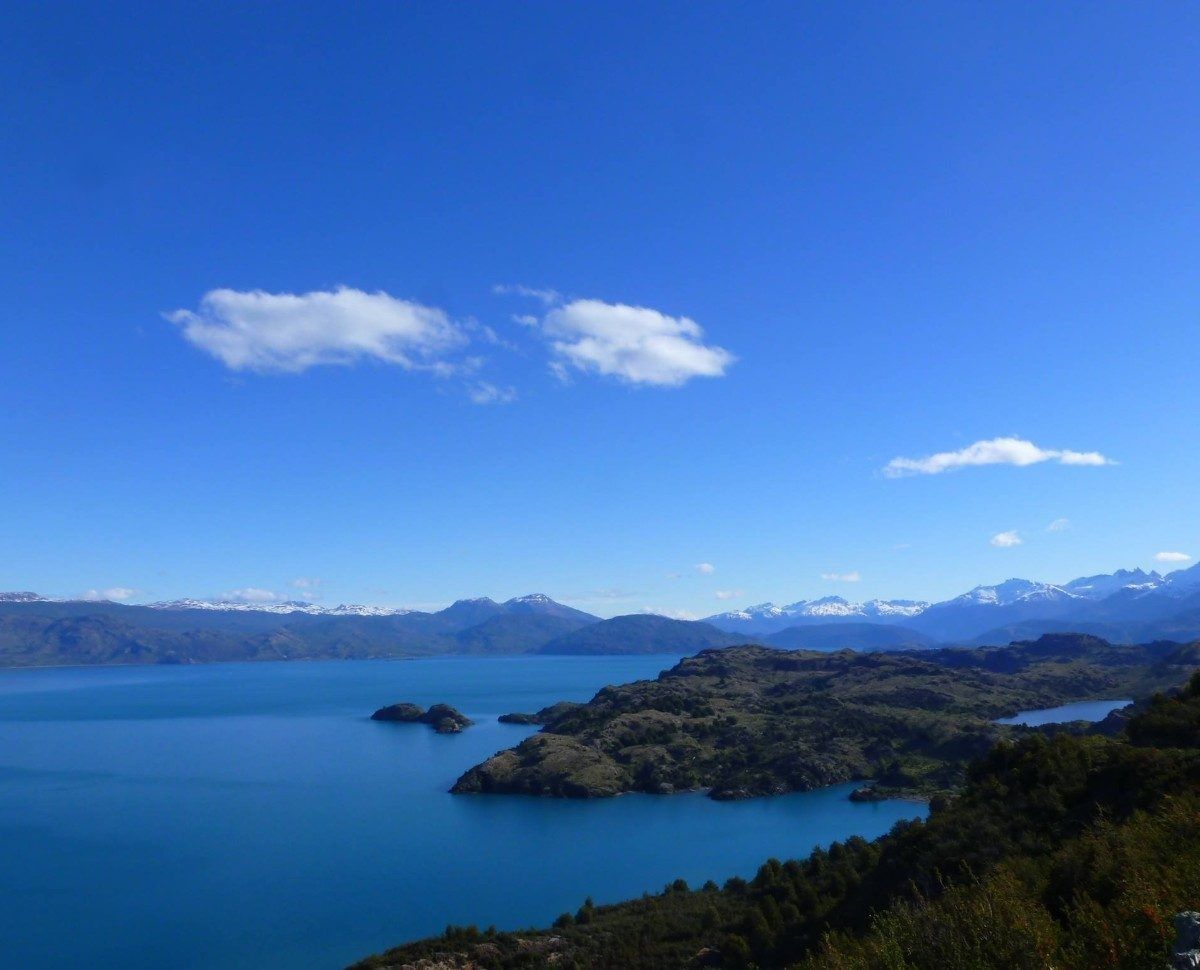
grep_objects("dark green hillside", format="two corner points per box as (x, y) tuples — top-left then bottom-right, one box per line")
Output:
(453, 638), (1200, 800)
(353, 663), (1200, 970)
(536, 614), (749, 656)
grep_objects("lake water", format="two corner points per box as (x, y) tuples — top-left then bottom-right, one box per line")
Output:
(996, 697), (1132, 726)
(0, 657), (926, 969)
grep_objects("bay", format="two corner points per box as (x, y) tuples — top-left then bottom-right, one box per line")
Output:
(996, 697), (1132, 726)
(0, 656), (926, 969)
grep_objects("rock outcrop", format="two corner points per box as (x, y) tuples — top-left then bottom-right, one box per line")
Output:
(1173, 911), (1200, 969)
(370, 702), (473, 733)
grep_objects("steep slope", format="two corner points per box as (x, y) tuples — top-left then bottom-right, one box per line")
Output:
(764, 622), (936, 652)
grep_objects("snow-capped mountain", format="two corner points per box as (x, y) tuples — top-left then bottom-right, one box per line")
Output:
(942, 579), (1081, 608)
(0, 591), (49, 603)
(145, 599), (413, 617)
(705, 566), (1200, 642)
(1161, 562), (1200, 594)
(706, 597), (931, 635)
(1062, 568), (1164, 600)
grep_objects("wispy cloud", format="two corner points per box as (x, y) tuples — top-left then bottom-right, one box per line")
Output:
(821, 571), (861, 582)
(714, 589), (744, 600)
(492, 283), (562, 306)
(167, 287), (468, 374)
(537, 299), (735, 387)
(695, 562), (716, 575)
(1155, 551), (1192, 564)
(467, 382), (518, 405)
(885, 437), (1115, 478)
(83, 587), (139, 602)
(990, 531), (1023, 548)
(290, 577), (323, 600)
(1046, 518), (1071, 533)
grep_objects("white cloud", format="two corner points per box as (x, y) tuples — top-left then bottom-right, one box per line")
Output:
(990, 531), (1023, 548)
(714, 589), (744, 600)
(83, 587), (139, 602)
(695, 562), (716, 575)
(642, 606), (698, 621)
(167, 287), (467, 374)
(1155, 551), (1192, 563)
(512, 313), (540, 328)
(219, 587), (288, 604)
(1047, 518), (1071, 533)
(542, 299), (735, 387)
(884, 437), (1115, 478)
(492, 283), (562, 306)
(821, 571), (861, 582)
(468, 382), (518, 405)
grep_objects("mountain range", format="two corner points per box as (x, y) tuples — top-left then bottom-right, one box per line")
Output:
(2, 560), (1200, 666)
(703, 562), (1200, 644)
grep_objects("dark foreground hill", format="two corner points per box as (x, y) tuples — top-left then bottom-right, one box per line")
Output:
(452, 636), (1200, 801)
(353, 657), (1200, 970)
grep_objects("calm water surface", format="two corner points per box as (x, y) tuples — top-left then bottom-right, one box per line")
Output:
(996, 697), (1132, 726)
(0, 657), (926, 969)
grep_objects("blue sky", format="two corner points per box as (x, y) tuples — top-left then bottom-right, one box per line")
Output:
(2, 2), (1198, 617)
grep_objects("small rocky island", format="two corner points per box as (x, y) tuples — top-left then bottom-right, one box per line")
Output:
(370, 702), (473, 734)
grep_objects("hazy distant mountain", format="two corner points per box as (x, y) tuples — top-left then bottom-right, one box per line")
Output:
(764, 623), (936, 652)
(0, 593), (602, 666)
(499, 593), (599, 624)
(432, 598), (507, 631)
(537, 615), (751, 655)
(4, 561), (1200, 667)
(1061, 568), (1163, 599)
(705, 564), (1200, 644)
(453, 613), (591, 654)
(146, 598), (414, 617)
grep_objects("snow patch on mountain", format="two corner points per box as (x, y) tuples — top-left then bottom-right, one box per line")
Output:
(146, 599), (412, 616)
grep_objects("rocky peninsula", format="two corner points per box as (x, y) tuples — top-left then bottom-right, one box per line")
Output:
(453, 636), (1200, 799)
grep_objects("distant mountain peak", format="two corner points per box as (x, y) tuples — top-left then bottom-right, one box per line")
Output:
(0, 591), (49, 603)
(505, 593), (554, 605)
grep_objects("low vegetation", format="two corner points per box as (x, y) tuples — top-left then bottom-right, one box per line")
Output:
(352, 665), (1200, 969)
(453, 636), (1199, 800)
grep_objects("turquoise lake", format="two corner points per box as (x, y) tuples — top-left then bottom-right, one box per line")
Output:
(0, 657), (927, 969)
(996, 697), (1132, 726)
